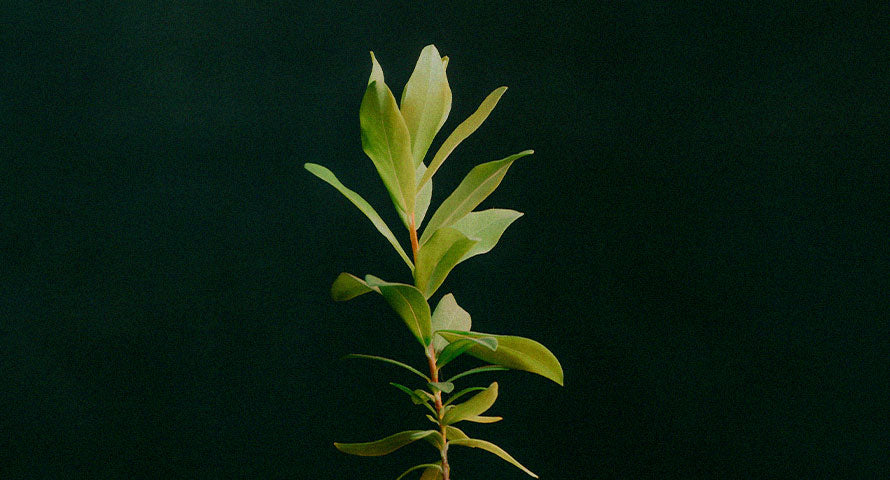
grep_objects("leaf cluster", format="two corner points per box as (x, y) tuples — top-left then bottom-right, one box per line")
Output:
(307, 45), (562, 479)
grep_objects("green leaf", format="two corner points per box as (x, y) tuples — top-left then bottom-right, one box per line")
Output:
(443, 386), (487, 406)
(420, 150), (533, 244)
(397, 162), (433, 229)
(334, 430), (438, 457)
(465, 415), (503, 423)
(396, 464), (443, 480)
(436, 336), (497, 368)
(449, 438), (538, 478)
(360, 53), (415, 216)
(439, 331), (564, 386)
(419, 464), (443, 480)
(330, 272), (375, 301)
(441, 381), (498, 425)
(344, 354), (429, 381)
(430, 294), (471, 353)
(445, 365), (509, 383)
(445, 425), (469, 441)
(304, 164), (413, 269)
(389, 382), (429, 405)
(451, 208), (523, 262)
(365, 275), (432, 346)
(414, 228), (477, 298)
(427, 381), (455, 394)
(400, 44), (451, 166)
(418, 87), (509, 189)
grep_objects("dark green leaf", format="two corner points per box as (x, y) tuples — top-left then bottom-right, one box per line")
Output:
(420, 150), (533, 244)
(344, 354), (429, 381)
(360, 53), (415, 216)
(445, 365), (509, 383)
(334, 430), (438, 456)
(451, 208), (523, 262)
(441, 382), (498, 425)
(400, 44), (451, 166)
(418, 87), (509, 189)
(365, 275), (432, 346)
(439, 331), (564, 386)
(430, 294), (471, 353)
(449, 438), (538, 478)
(304, 164), (412, 268)
(414, 228), (476, 298)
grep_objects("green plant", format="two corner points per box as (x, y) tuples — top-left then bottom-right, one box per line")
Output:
(305, 45), (562, 480)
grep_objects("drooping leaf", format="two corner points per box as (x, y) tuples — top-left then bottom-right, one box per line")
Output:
(344, 354), (429, 381)
(443, 386), (487, 406)
(419, 464), (443, 480)
(439, 331), (564, 386)
(360, 53), (415, 216)
(400, 44), (451, 166)
(418, 87), (509, 189)
(414, 228), (477, 298)
(464, 415), (503, 423)
(420, 150), (533, 244)
(436, 336), (497, 368)
(304, 164), (412, 268)
(449, 438), (538, 478)
(334, 430), (438, 457)
(396, 463), (443, 480)
(330, 272), (376, 301)
(445, 365), (509, 383)
(365, 275), (432, 346)
(390, 382), (429, 405)
(427, 381), (454, 394)
(451, 208), (523, 262)
(430, 294), (471, 353)
(441, 382), (498, 425)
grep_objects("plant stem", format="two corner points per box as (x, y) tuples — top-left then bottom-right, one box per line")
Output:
(409, 213), (420, 265)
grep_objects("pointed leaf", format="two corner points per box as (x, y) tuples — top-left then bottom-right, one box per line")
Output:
(451, 208), (523, 262)
(443, 386), (487, 406)
(401, 44), (451, 166)
(365, 275), (432, 346)
(396, 464), (443, 480)
(449, 438), (538, 478)
(419, 464), (443, 480)
(304, 164), (412, 268)
(420, 150), (533, 244)
(414, 228), (477, 298)
(330, 272), (375, 301)
(390, 382), (429, 405)
(344, 354), (429, 381)
(334, 430), (438, 456)
(430, 294), (471, 353)
(427, 381), (454, 394)
(360, 53), (415, 216)
(436, 336), (497, 368)
(445, 425), (469, 441)
(419, 87), (509, 189)
(442, 382), (498, 425)
(439, 331), (564, 386)
(465, 415), (503, 423)
(445, 365), (509, 383)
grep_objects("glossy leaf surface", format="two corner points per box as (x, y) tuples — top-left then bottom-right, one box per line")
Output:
(400, 44), (451, 166)
(420, 150), (533, 244)
(304, 164), (412, 268)
(451, 208), (523, 262)
(441, 381), (498, 425)
(414, 228), (476, 298)
(365, 275), (432, 346)
(334, 430), (437, 456)
(449, 438), (538, 478)
(430, 294), (471, 353)
(360, 53), (415, 215)
(418, 87), (508, 189)
(439, 331), (564, 385)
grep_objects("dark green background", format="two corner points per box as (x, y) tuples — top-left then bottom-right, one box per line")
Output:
(3, 2), (887, 478)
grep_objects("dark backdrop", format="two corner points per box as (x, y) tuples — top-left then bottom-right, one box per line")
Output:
(3, 2), (887, 478)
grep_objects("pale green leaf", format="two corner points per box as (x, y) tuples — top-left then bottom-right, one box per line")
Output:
(464, 415), (503, 423)
(304, 164), (412, 269)
(418, 87), (509, 189)
(400, 44), (451, 166)
(389, 382), (429, 405)
(414, 228), (477, 298)
(419, 464), (443, 480)
(441, 381), (498, 425)
(420, 150), (533, 244)
(360, 53), (415, 215)
(439, 331), (564, 386)
(365, 275), (432, 346)
(334, 430), (438, 456)
(397, 162), (433, 229)
(430, 294), (471, 353)
(396, 463), (443, 480)
(330, 272), (375, 301)
(344, 354), (429, 381)
(436, 336), (497, 368)
(449, 438), (538, 478)
(445, 425), (468, 441)
(427, 381), (454, 394)
(443, 386), (487, 406)
(445, 365), (508, 383)
(451, 208), (523, 262)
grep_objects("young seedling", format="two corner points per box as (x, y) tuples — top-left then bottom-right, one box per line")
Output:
(306, 44), (563, 480)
